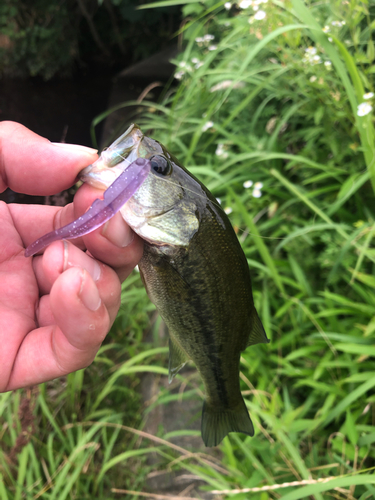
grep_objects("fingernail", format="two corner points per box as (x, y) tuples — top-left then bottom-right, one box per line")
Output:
(79, 269), (102, 311)
(101, 214), (134, 248)
(51, 142), (98, 155)
(63, 240), (101, 281)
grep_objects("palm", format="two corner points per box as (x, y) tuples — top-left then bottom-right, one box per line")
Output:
(0, 207), (38, 351)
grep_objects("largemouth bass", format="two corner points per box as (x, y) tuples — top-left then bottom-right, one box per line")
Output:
(80, 124), (269, 447)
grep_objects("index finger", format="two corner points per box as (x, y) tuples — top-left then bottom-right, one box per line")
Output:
(0, 121), (98, 195)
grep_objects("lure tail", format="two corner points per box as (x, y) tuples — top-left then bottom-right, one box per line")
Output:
(201, 398), (254, 447)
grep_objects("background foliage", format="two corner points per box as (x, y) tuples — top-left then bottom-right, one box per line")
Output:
(0, 0), (180, 79)
(2, 0), (375, 498)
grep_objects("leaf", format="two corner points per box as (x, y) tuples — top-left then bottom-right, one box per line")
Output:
(138, 0), (199, 8)
(322, 377), (375, 428)
(367, 37), (375, 63)
(350, 268), (375, 289)
(345, 410), (359, 446)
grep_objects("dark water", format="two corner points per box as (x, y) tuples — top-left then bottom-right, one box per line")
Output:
(0, 75), (112, 204)
(0, 75), (111, 146)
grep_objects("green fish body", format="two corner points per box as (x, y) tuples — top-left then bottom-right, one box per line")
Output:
(80, 124), (269, 446)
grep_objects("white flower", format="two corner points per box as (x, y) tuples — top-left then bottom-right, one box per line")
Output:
(216, 198), (222, 204)
(224, 207), (233, 214)
(215, 143), (229, 159)
(191, 57), (203, 69)
(254, 182), (263, 189)
(243, 180), (253, 188)
(196, 35), (215, 48)
(252, 189), (262, 198)
(303, 47), (322, 65)
(363, 92), (374, 100)
(134, 265), (140, 272)
(305, 46), (317, 56)
(254, 9), (266, 20)
(208, 45), (217, 51)
(328, 37), (333, 42)
(174, 71), (185, 80)
(331, 20), (344, 27)
(357, 102), (373, 117)
(324, 60), (332, 69)
(322, 25), (330, 33)
(202, 121), (214, 131)
(310, 75), (317, 82)
(239, 0), (252, 8)
(178, 61), (192, 71)
(224, 2), (231, 9)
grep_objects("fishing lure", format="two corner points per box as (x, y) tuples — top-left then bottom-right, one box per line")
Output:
(25, 157), (151, 257)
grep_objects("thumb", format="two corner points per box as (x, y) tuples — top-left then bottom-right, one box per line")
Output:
(0, 121), (98, 195)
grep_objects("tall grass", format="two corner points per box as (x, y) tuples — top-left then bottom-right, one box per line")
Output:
(2, 0), (375, 498)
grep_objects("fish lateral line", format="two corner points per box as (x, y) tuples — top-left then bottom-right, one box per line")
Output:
(24, 158), (151, 257)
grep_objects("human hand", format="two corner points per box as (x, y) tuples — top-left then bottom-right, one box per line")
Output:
(0, 121), (144, 392)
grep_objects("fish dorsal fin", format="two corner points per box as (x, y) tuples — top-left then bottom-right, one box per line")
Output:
(245, 310), (270, 348)
(168, 337), (189, 383)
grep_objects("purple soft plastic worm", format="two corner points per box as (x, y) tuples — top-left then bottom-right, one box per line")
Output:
(25, 158), (151, 257)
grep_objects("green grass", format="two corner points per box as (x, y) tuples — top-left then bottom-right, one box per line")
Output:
(2, 0), (375, 498)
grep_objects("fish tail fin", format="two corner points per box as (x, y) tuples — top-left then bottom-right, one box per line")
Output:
(201, 398), (254, 447)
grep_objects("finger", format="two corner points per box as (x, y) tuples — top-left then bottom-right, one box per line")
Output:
(73, 182), (144, 281)
(34, 241), (121, 322)
(8, 203), (86, 250)
(5, 267), (112, 391)
(37, 295), (55, 327)
(0, 121), (98, 194)
(33, 240), (98, 295)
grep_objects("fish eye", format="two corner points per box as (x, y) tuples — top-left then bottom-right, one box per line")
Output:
(150, 155), (172, 176)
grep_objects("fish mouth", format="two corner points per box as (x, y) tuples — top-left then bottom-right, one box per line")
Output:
(79, 124), (144, 187)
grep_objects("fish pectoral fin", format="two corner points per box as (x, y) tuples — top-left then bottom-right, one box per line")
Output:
(201, 399), (254, 447)
(245, 309), (270, 348)
(168, 337), (189, 383)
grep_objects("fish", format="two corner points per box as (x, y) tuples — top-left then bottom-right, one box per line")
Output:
(78, 124), (270, 447)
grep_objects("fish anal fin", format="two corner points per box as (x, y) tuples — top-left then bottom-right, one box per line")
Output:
(168, 337), (189, 383)
(201, 399), (254, 447)
(245, 309), (270, 348)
